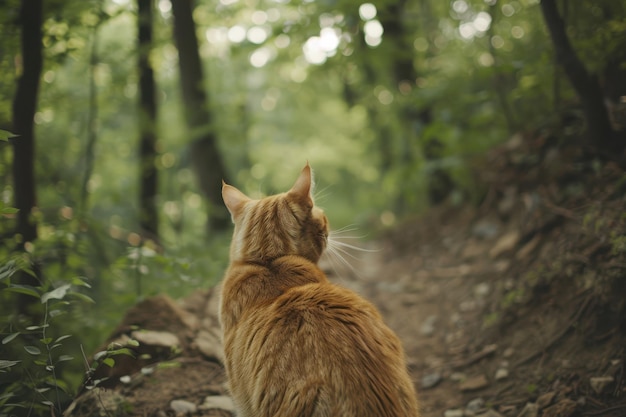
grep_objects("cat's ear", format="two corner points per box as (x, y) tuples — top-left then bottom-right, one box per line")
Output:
(288, 163), (314, 208)
(222, 181), (250, 222)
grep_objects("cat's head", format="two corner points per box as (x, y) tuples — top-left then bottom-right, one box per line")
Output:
(222, 163), (329, 264)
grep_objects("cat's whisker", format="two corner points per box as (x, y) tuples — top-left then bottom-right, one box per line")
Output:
(330, 224), (359, 233)
(328, 239), (379, 253)
(325, 244), (360, 276)
(313, 184), (333, 203)
(328, 242), (362, 261)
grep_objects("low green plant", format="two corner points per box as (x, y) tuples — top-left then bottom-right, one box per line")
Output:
(0, 256), (94, 416)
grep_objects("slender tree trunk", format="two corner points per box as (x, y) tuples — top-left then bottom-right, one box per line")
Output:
(170, 0), (230, 232)
(540, 0), (620, 152)
(380, 0), (452, 204)
(12, 0), (43, 315)
(138, 0), (159, 239)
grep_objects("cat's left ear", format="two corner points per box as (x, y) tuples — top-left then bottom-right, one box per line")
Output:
(222, 181), (251, 222)
(288, 163), (314, 208)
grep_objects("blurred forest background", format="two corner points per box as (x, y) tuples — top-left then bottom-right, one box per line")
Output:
(1, 0), (625, 414)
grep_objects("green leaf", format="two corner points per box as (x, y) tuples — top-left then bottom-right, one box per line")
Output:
(0, 261), (17, 281)
(5, 285), (40, 298)
(102, 358), (115, 367)
(69, 292), (95, 303)
(26, 324), (49, 331)
(54, 335), (72, 343)
(71, 277), (92, 288)
(0, 360), (20, 370)
(108, 348), (135, 358)
(2, 333), (19, 344)
(40, 337), (53, 345)
(0, 129), (18, 141)
(41, 284), (71, 303)
(24, 346), (41, 355)
(41, 400), (54, 406)
(0, 207), (18, 215)
(57, 355), (73, 362)
(127, 339), (140, 347)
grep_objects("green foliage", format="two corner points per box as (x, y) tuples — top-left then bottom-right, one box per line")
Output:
(0, 256), (92, 416)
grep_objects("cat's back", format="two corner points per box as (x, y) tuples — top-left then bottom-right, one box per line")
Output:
(226, 264), (419, 417)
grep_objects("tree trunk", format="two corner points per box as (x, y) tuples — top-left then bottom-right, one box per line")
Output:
(539, 0), (620, 152)
(170, 0), (230, 232)
(12, 0), (43, 315)
(380, 0), (453, 204)
(138, 0), (159, 239)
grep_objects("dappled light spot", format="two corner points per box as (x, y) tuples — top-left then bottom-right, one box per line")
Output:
(160, 153), (176, 168)
(247, 26), (269, 44)
(375, 86), (393, 105)
(251, 10), (268, 25)
(364, 20), (383, 47)
(274, 33), (290, 49)
(380, 211), (396, 227)
(163, 201), (181, 222)
(87, 175), (101, 193)
(127, 232), (142, 246)
(491, 35), (504, 49)
(43, 70), (55, 83)
(413, 37), (428, 52)
(60, 206), (73, 220)
(501, 3), (515, 17)
(34, 109), (54, 124)
(452, 0), (468, 14)
(157, 0), (171, 14)
(511, 26), (525, 39)
(184, 192), (202, 209)
(478, 52), (494, 67)
(250, 47), (272, 68)
(359, 3), (377, 21)
(227, 25), (246, 43)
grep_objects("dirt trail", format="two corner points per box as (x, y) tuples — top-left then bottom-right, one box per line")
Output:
(65, 136), (626, 417)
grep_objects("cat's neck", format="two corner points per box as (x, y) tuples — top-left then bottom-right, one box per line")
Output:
(221, 255), (329, 331)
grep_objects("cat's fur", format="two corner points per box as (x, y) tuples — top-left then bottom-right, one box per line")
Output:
(219, 164), (420, 417)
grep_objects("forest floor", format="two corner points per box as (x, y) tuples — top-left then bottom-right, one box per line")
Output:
(65, 132), (626, 417)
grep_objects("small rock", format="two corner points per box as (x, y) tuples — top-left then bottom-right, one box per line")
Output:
(476, 410), (504, 417)
(450, 372), (466, 382)
(589, 376), (614, 394)
(200, 395), (235, 411)
(472, 220), (499, 239)
(494, 368), (509, 380)
(170, 399), (197, 414)
(498, 405), (517, 415)
(460, 374), (489, 392)
(474, 283), (490, 297)
(444, 409), (464, 417)
(420, 315), (438, 336)
(131, 330), (180, 348)
(421, 372), (442, 389)
(489, 231), (520, 258)
(537, 392), (556, 409)
(195, 328), (224, 362)
(516, 402), (538, 417)
(466, 397), (485, 413)
(542, 398), (577, 417)
(503, 348), (514, 358)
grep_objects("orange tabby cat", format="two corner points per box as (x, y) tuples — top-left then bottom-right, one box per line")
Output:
(220, 163), (420, 417)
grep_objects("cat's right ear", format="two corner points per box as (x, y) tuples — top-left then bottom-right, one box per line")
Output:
(222, 181), (250, 222)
